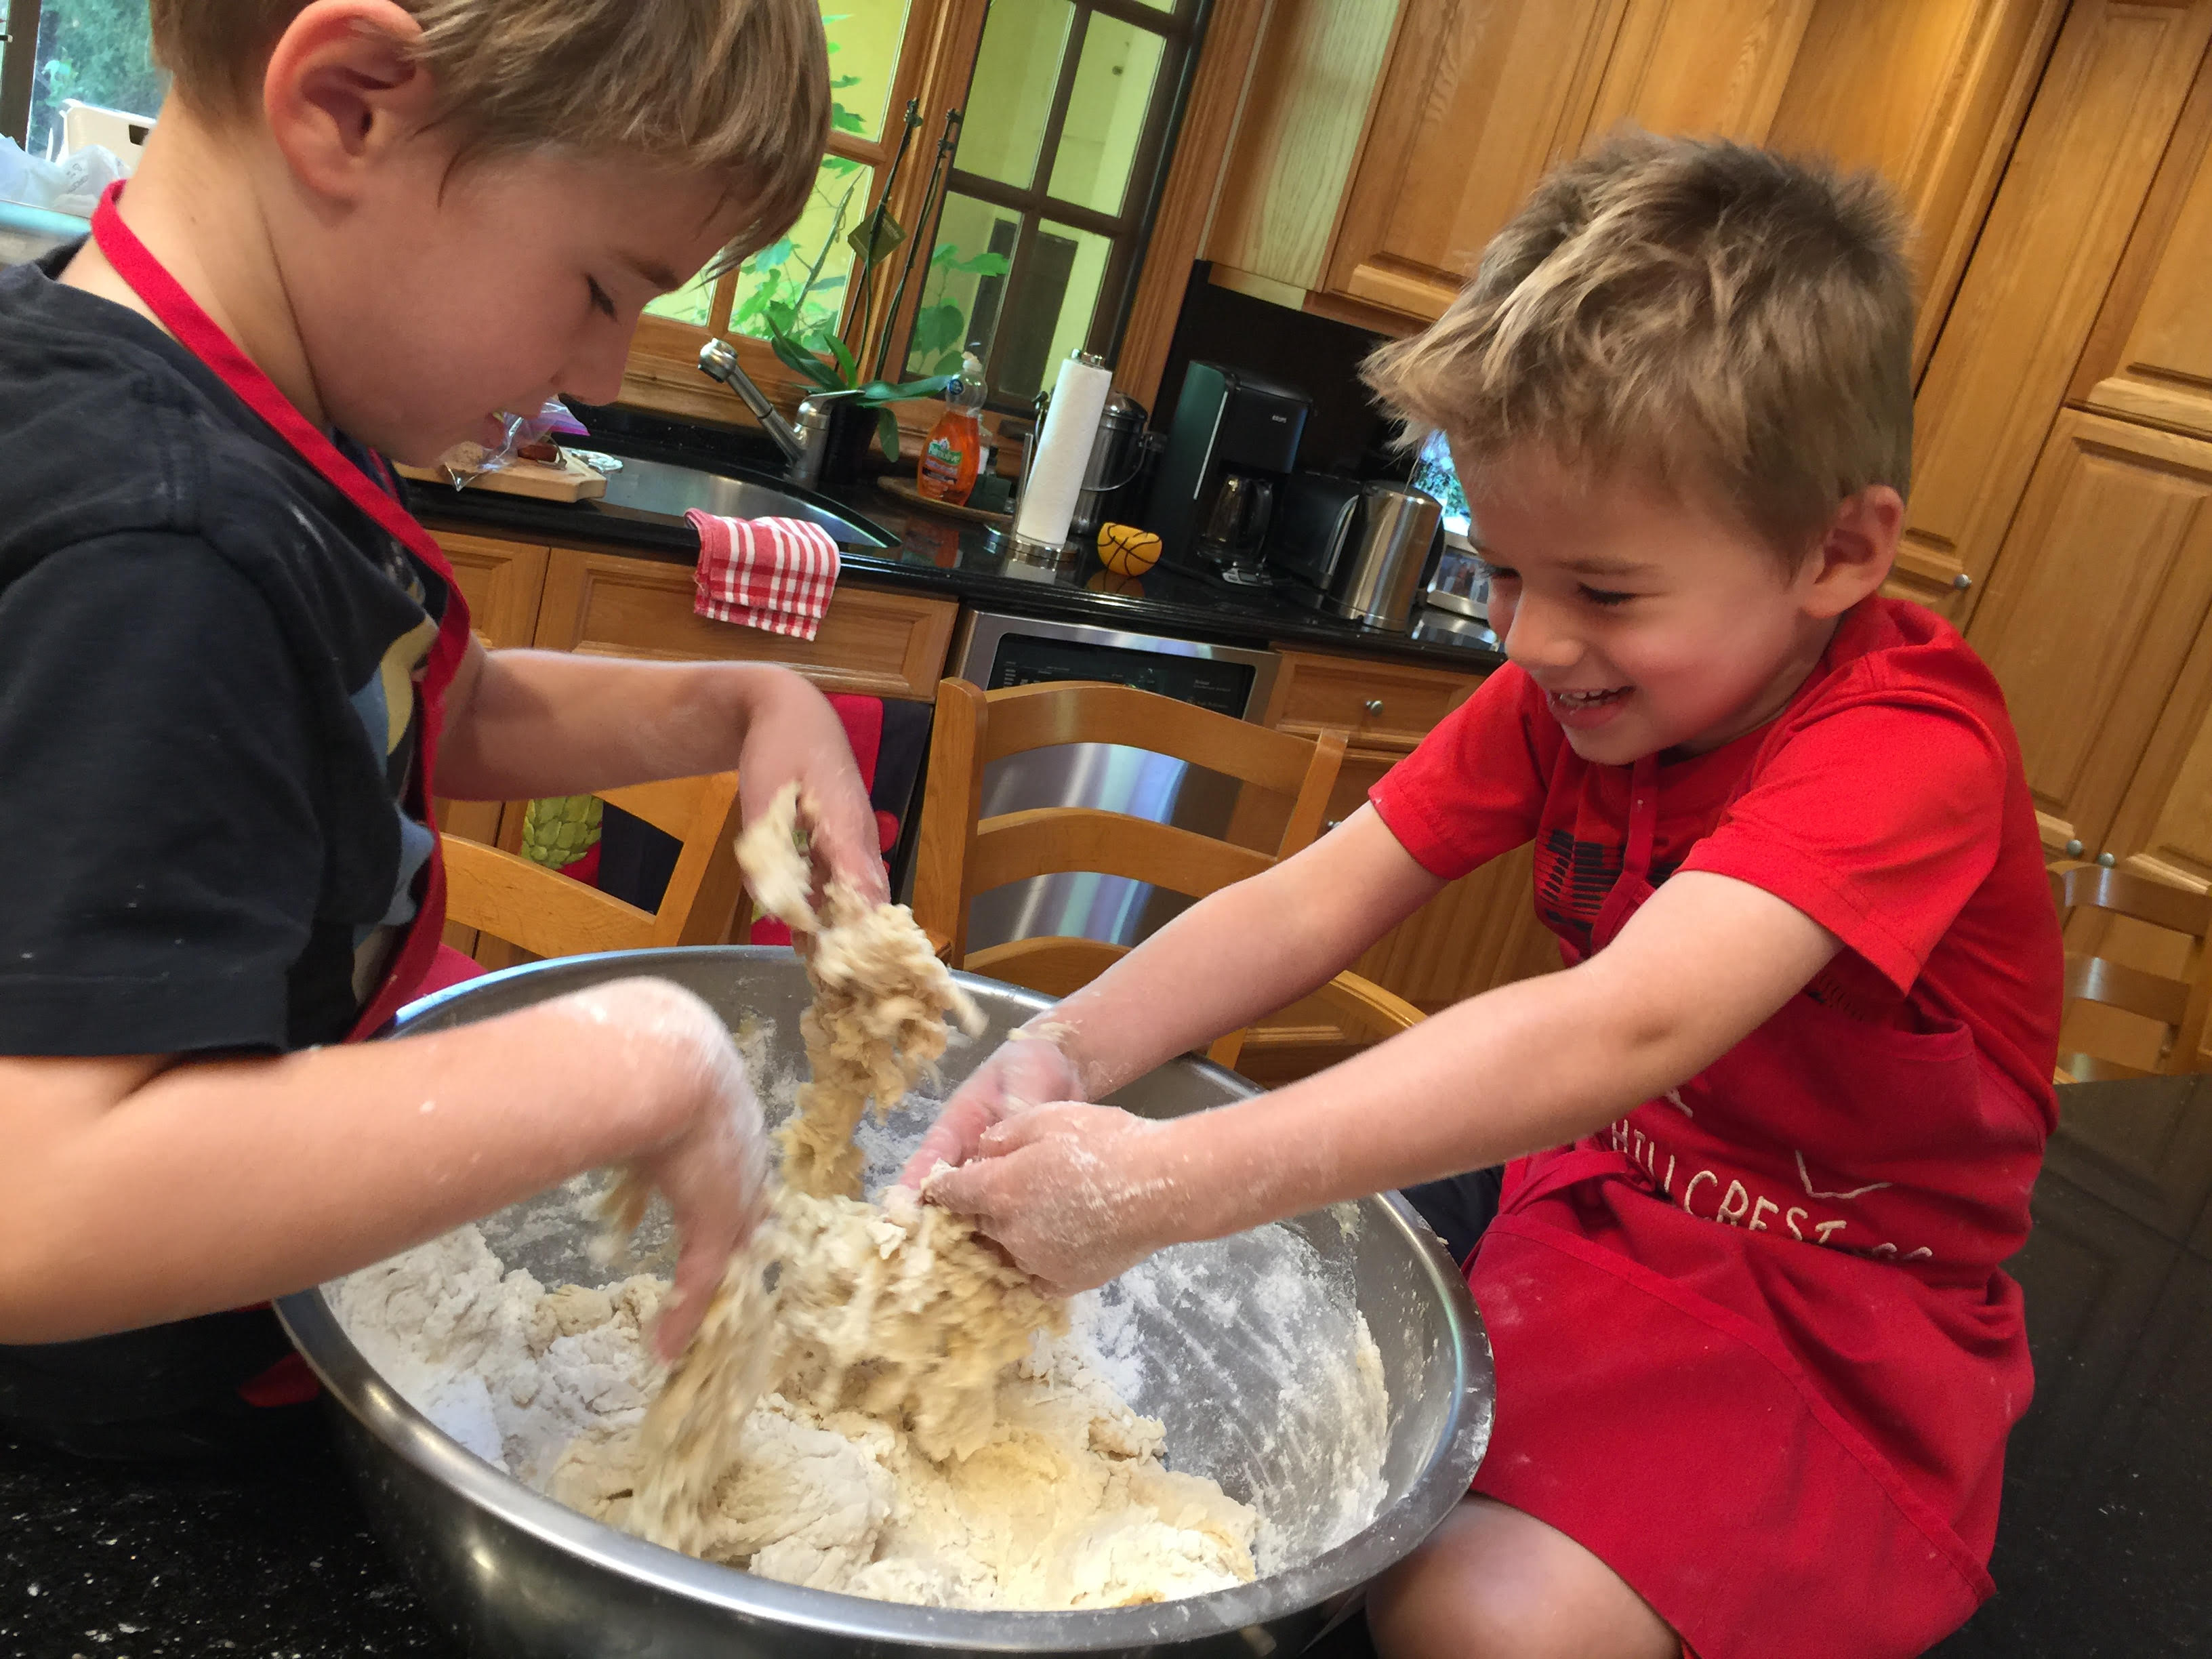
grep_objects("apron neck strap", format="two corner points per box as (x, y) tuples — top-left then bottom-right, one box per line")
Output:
(89, 181), (440, 567)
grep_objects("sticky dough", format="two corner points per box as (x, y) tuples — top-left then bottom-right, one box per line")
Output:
(560, 783), (1259, 1607)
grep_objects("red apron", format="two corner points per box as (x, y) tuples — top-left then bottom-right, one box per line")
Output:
(1471, 751), (2044, 1659)
(91, 182), (471, 1039)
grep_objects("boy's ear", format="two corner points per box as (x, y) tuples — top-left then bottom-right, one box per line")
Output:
(1801, 485), (1902, 618)
(262, 0), (436, 201)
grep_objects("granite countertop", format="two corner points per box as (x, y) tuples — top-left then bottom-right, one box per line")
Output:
(7, 1076), (2207, 1658)
(403, 413), (1505, 676)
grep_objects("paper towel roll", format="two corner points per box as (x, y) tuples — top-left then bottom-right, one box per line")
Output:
(1013, 353), (1114, 552)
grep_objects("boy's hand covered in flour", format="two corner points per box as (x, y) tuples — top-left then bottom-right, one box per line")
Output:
(926, 1102), (1174, 1297)
(895, 1026), (1086, 1190)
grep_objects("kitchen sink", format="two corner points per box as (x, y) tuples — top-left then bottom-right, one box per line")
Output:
(594, 454), (897, 549)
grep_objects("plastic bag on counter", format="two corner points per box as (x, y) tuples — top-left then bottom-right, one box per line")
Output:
(1, 136), (66, 212)
(422, 398), (591, 489)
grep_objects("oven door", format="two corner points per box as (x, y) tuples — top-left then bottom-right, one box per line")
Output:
(948, 612), (1281, 954)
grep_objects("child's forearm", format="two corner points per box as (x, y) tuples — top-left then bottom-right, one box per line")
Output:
(0, 985), (730, 1343)
(436, 647), (794, 801)
(1133, 871), (1840, 1245)
(1038, 808), (1443, 1098)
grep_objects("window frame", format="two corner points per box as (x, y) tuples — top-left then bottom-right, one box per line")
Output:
(618, 0), (996, 428)
(907, 0), (1203, 407)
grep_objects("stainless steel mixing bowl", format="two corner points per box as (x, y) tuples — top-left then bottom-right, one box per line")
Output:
(277, 948), (1493, 1658)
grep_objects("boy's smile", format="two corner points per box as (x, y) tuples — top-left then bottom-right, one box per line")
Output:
(1463, 447), (1895, 767)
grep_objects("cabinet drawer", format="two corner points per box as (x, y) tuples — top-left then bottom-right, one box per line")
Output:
(1265, 648), (1481, 750)
(534, 549), (958, 701)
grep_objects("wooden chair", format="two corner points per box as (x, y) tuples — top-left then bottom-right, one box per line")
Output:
(912, 678), (1424, 1071)
(2049, 860), (2212, 1082)
(443, 773), (751, 965)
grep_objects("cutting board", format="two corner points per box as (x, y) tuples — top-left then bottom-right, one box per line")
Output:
(394, 447), (607, 503)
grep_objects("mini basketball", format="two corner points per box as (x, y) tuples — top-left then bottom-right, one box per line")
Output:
(1097, 522), (1162, 577)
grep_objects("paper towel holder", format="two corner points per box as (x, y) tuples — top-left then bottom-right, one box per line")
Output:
(1009, 351), (1111, 562)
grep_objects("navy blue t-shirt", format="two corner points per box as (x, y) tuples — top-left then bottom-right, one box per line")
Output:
(0, 243), (449, 1432)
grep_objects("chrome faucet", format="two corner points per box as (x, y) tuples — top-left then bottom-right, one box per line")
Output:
(697, 339), (844, 491)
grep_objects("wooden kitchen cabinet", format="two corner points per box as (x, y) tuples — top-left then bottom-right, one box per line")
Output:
(2071, 44), (2212, 443)
(1896, 0), (2212, 621)
(436, 531), (551, 652)
(430, 532), (551, 848)
(1212, 0), (2060, 335)
(1965, 411), (2212, 862)
(531, 548), (958, 701)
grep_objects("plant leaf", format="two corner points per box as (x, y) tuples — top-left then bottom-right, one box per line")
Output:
(876, 408), (902, 462)
(831, 108), (867, 134)
(826, 333), (859, 384)
(768, 326), (846, 390)
(958, 252), (1011, 276)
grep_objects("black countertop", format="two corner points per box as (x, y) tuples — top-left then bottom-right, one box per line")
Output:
(8, 1075), (2207, 1658)
(403, 420), (1505, 676)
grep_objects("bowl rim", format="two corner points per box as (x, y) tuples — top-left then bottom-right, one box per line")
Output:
(276, 945), (1494, 1649)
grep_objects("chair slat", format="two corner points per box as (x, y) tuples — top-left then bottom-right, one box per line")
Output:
(443, 838), (654, 960)
(979, 681), (1318, 795)
(2064, 951), (2192, 1027)
(970, 808), (1273, 898)
(2053, 861), (2212, 936)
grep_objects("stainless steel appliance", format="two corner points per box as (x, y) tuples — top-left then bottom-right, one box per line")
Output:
(1316, 482), (1445, 632)
(279, 949), (1492, 1659)
(950, 611), (1278, 952)
(1069, 392), (1150, 539)
(1145, 363), (1309, 571)
(1266, 472), (1366, 594)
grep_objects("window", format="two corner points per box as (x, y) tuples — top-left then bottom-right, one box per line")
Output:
(0, 0), (168, 161)
(903, 0), (1199, 405)
(630, 0), (1205, 422)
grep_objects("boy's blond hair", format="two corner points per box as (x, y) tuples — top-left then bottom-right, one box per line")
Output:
(150, 0), (826, 263)
(1363, 133), (1914, 562)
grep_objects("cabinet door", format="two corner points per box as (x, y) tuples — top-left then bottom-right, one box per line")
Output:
(1581, 0), (1817, 143)
(1898, 0), (2212, 621)
(1322, 0), (1629, 322)
(1322, 0), (1828, 323)
(2072, 48), (2212, 442)
(1764, 0), (2066, 377)
(430, 532), (550, 851)
(533, 550), (958, 701)
(1964, 411), (2212, 859)
(434, 531), (551, 651)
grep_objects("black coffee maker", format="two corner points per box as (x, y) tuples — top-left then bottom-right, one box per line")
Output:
(1145, 363), (1310, 579)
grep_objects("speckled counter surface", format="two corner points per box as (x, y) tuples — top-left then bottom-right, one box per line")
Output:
(0, 1414), (449, 1658)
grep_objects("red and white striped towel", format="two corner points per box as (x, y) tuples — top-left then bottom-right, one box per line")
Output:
(688, 510), (842, 640)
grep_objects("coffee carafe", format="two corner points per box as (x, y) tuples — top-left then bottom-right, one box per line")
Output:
(1197, 470), (1277, 584)
(1144, 363), (1309, 573)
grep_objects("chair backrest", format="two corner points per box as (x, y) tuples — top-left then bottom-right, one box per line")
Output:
(445, 772), (749, 964)
(911, 678), (1420, 1071)
(913, 678), (1346, 964)
(2050, 860), (2212, 1081)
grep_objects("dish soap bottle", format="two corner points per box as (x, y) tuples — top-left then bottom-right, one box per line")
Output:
(918, 350), (986, 506)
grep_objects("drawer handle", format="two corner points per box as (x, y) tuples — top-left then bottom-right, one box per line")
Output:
(1325, 817), (1344, 832)
(2096, 852), (2116, 869)
(2064, 838), (2084, 857)
(1951, 573), (1972, 592)
(1363, 699), (1384, 716)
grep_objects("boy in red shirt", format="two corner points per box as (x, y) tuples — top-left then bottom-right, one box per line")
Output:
(914, 136), (2064, 1658)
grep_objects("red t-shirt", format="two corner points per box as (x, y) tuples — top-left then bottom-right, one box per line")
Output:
(1370, 597), (2062, 1114)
